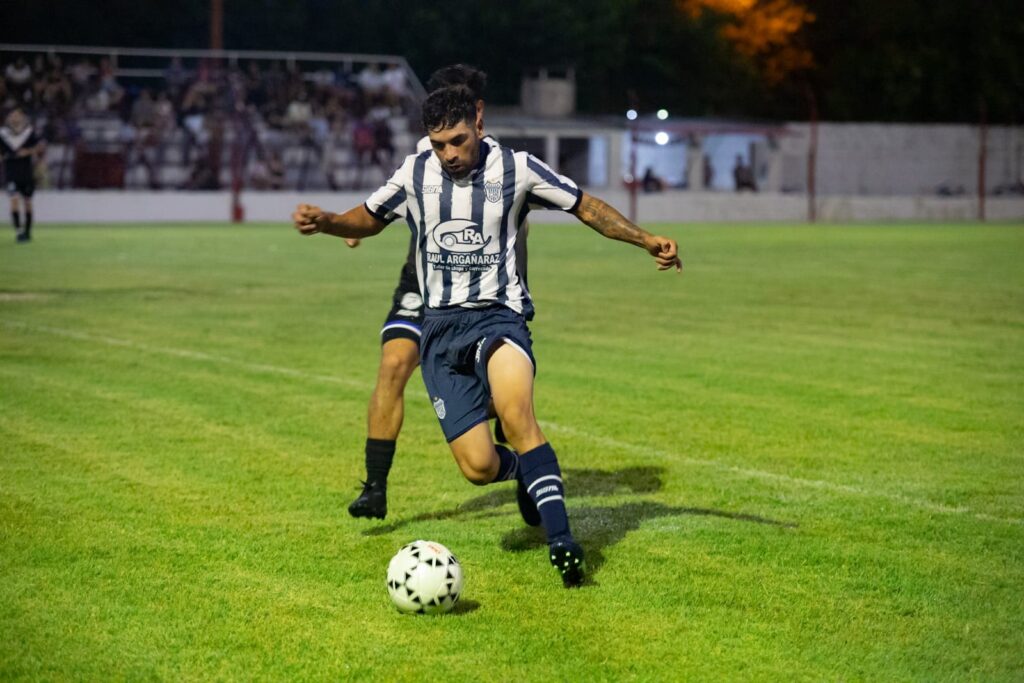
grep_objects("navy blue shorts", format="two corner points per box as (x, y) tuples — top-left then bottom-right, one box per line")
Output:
(380, 264), (424, 345)
(419, 305), (535, 442)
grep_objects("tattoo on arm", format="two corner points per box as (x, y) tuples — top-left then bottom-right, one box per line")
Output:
(574, 194), (650, 247)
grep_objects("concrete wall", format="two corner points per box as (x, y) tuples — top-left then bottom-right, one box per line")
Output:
(33, 189), (1024, 225)
(778, 123), (1023, 196)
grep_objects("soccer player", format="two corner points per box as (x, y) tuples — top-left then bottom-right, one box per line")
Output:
(344, 65), (493, 521)
(0, 108), (44, 243)
(292, 84), (680, 587)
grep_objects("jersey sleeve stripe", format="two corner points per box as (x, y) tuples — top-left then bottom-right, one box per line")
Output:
(363, 202), (390, 223)
(526, 156), (578, 196)
(526, 191), (561, 210)
(380, 187), (407, 214)
(495, 146), (517, 306)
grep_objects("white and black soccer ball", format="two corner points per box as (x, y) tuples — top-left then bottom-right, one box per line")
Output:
(386, 540), (463, 615)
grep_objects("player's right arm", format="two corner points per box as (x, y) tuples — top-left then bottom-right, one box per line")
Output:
(291, 203), (387, 239)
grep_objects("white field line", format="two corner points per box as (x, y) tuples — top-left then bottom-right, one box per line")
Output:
(4, 319), (1022, 527)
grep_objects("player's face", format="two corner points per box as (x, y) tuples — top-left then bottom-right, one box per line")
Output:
(6, 110), (26, 132)
(428, 117), (482, 179)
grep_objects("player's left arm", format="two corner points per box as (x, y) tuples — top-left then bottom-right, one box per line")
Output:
(571, 192), (681, 272)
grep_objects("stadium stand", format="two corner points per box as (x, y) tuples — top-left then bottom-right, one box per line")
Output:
(0, 46), (425, 192)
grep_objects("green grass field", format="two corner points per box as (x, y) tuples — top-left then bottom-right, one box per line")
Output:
(2, 221), (1023, 681)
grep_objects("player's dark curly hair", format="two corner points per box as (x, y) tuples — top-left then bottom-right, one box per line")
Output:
(421, 85), (477, 132)
(426, 64), (487, 99)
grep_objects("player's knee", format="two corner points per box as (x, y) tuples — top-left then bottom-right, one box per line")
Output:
(456, 459), (493, 486)
(453, 447), (499, 486)
(379, 348), (417, 383)
(496, 403), (535, 437)
(462, 468), (491, 486)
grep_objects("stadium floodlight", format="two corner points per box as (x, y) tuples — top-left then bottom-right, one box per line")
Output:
(626, 109), (638, 121)
(655, 131), (670, 145)
(656, 109), (669, 120)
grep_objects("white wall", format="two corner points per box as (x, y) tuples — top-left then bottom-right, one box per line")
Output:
(779, 123), (1023, 196)
(33, 189), (1024, 225)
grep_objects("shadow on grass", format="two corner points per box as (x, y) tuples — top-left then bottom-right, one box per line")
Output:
(450, 598), (481, 615)
(362, 465), (796, 587)
(500, 501), (797, 587)
(361, 466), (664, 537)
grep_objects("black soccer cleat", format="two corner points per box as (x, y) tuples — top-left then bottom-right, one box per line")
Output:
(348, 480), (387, 520)
(549, 539), (586, 588)
(516, 480), (542, 527)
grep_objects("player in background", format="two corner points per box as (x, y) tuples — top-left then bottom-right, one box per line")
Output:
(0, 108), (45, 243)
(293, 83), (681, 587)
(345, 65), (492, 521)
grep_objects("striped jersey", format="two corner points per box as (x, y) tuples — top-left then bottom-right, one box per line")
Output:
(364, 137), (580, 319)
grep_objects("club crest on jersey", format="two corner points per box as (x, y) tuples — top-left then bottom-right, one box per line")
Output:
(484, 181), (502, 203)
(432, 397), (446, 419)
(432, 219), (492, 254)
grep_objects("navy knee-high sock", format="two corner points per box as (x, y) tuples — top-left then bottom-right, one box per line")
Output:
(493, 444), (519, 482)
(24, 211), (32, 236)
(519, 443), (571, 543)
(364, 438), (396, 487)
(11, 212), (20, 230)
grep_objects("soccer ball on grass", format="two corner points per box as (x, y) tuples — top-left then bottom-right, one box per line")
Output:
(386, 540), (463, 615)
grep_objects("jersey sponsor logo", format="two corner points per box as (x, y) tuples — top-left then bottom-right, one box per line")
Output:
(484, 181), (502, 203)
(422, 184), (442, 194)
(432, 219), (492, 253)
(432, 396), (446, 419)
(427, 219), (503, 273)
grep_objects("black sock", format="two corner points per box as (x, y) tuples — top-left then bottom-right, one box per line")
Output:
(11, 212), (20, 230)
(365, 438), (396, 486)
(519, 443), (572, 543)
(493, 444), (519, 482)
(24, 211), (31, 235)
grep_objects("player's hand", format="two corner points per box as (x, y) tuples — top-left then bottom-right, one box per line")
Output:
(645, 235), (682, 272)
(292, 203), (330, 236)
(345, 238), (361, 249)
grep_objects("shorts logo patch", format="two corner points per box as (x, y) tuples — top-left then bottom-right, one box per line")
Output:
(432, 397), (447, 420)
(400, 292), (423, 311)
(485, 181), (502, 203)
(475, 337), (487, 364)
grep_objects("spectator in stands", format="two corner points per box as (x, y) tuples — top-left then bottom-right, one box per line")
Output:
(733, 154), (757, 192)
(1, 49), (418, 193)
(97, 58), (124, 111)
(82, 76), (113, 114)
(703, 154), (714, 189)
(351, 117), (376, 189)
(250, 149), (285, 190)
(284, 88), (313, 134)
(381, 64), (407, 109)
(130, 89), (157, 128)
(5, 58), (33, 104)
(164, 56), (189, 104)
(357, 64), (385, 100)
(129, 89), (163, 189)
(373, 117), (394, 173)
(642, 167), (665, 193)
